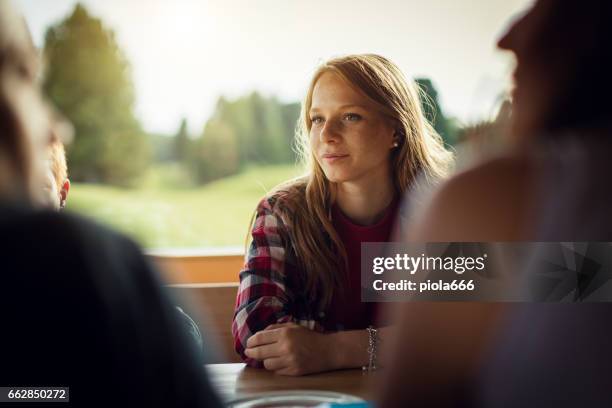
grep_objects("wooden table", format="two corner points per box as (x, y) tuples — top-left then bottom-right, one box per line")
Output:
(206, 363), (378, 403)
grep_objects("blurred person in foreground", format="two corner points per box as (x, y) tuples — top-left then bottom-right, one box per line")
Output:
(378, 0), (612, 407)
(34, 127), (207, 362)
(0, 1), (221, 406)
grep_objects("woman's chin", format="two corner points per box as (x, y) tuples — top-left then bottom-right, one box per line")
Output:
(322, 170), (350, 184)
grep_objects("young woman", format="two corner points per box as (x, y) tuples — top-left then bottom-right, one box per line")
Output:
(232, 54), (453, 375)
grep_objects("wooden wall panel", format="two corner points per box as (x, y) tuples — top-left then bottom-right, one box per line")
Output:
(167, 283), (242, 364)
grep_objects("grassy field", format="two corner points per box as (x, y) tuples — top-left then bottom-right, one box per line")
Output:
(68, 164), (305, 249)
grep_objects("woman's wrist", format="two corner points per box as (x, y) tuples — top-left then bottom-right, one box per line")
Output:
(327, 330), (370, 370)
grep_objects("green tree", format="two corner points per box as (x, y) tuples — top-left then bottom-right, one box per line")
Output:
(191, 91), (300, 182)
(43, 4), (149, 185)
(212, 92), (297, 166)
(191, 119), (239, 183)
(251, 93), (290, 163)
(280, 102), (301, 162)
(415, 78), (456, 146)
(173, 118), (190, 162)
(215, 96), (257, 163)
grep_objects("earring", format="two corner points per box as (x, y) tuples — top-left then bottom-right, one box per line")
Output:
(392, 141), (399, 147)
(60, 200), (66, 210)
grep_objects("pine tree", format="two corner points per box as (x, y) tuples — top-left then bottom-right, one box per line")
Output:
(43, 3), (150, 185)
(174, 118), (190, 162)
(415, 78), (456, 146)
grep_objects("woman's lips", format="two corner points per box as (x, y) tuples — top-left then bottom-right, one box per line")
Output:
(322, 154), (349, 163)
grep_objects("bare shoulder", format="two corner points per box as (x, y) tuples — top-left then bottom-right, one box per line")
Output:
(411, 154), (535, 241)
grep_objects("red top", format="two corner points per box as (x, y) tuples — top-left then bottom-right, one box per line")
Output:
(324, 198), (399, 331)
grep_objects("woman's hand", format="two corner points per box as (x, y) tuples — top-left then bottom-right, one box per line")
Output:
(244, 322), (333, 376)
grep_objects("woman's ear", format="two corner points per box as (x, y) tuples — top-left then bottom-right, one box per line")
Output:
(392, 129), (404, 148)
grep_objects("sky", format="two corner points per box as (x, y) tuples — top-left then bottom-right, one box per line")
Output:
(14, 0), (532, 135)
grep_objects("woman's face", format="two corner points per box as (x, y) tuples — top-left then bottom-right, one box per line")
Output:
(309, 71), (396, 187)
(34, 160), (61, 210)
(498, 0), (578, 137)
(0, 13), (53, 200)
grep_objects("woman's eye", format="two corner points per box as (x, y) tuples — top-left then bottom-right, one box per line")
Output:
(15, 62), (34, 81)
(311, 116), (323, 125)
(344, 113), (361, 121)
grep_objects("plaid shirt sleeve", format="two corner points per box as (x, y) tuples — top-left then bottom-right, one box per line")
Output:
(231, 197), (297, 367)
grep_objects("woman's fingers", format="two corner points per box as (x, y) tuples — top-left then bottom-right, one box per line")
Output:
(245, 342), (282, 360)
(246, 328), (280, 348)
(262, 356), (287, 371)
(265, 323), (293, 330)
(274, 366), (300, 376)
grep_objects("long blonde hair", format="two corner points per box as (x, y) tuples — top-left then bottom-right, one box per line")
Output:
(269, 54), (453, 310)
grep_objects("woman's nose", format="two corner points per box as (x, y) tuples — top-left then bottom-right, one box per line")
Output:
(320, 118), (341, 143)
(497, 17), (520, 52)
(497, 5), (533, 54)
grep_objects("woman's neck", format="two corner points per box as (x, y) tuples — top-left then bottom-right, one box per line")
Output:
(335, 174), (395, 226)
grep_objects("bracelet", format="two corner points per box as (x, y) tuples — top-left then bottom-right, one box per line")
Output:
(362, 326), (379, 372)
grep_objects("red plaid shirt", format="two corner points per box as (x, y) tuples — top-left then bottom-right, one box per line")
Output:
(232, 191), (403, 366)
(232, 192), (404, 366)
(231, 193), (322, 366)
